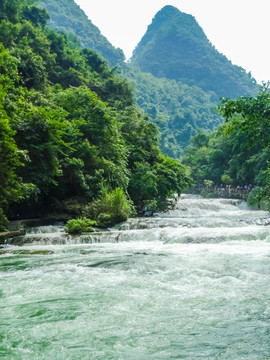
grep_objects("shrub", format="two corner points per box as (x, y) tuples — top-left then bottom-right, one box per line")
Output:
(85, 187), (135, 227)
(65, 217), (96, 234)
(97, 213), (113, 228)
(221, 174), (233, 186)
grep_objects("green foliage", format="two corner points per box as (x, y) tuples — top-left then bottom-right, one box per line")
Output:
(184, 127), (263, 187)
(0, 0), (191, 229)
(22, 4), (50, 28)
(128, 162), (158, 207)
(65, 216), (96, 234)
(128, 155), (190, 211)
(52, 85), (130, 192)
(154, 154), (190, 209)
(0, 46), (28, 230)
(216, 87), (270, 204)
(0, 117), (22, 230)
(247, 187), (264, 207)
(85, 187), (135, 227)
(218, 89), (270, 149)
(40, 0), (259, 160)
(247, 184), (270, 210)
(0, 0), (22, 23)
(204, 179), (214, 187)
(124, 64), (221, 157)
(221, 174), (233, 185)
(41, 0), (125, 66)
(183, 88), (270, 207)
(131, 5), (257, 99)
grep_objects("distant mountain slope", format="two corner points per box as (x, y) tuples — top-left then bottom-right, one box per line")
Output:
(40, 0), (257, 158)
(124, 65), (221, 157)
(131, 5), (258, 99)
(41, 0), (124, 66)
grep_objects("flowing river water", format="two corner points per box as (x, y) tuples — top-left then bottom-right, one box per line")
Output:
(1, 195), (270, 359)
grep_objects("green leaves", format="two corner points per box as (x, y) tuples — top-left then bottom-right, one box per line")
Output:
(183, 88), (270, 207)
(128, 155), (190, 211)
(124, 64), (221, 157)
(65, 217), (96, 234)
(0, 0), (191, 229)
(0, 116), (24, 230)
(0, 0), (22, 23)
(42, 0), (125, 66)
(85, 187), (135, 227)
(219, 92), (270, 149)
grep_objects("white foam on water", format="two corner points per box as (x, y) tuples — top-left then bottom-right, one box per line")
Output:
(1, 196), (270, 359)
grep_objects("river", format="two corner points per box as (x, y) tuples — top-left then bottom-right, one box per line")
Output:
(1, 195), (270, 359)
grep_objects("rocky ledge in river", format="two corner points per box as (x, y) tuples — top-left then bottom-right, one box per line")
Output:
(0, 229), (26, 244)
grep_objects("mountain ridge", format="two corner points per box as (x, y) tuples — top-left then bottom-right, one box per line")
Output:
(41, 0), (258, 157)
(131, 5), (257, 99)
(41, 0), (125, 66)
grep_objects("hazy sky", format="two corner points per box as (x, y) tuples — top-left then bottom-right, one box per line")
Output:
(74, 0), (270, 84)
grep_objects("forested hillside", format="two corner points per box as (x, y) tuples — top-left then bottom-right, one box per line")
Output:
(0, 0), (190, 231)
(131, 5), (258, 99)
(40, 0), (259, 158)
(182, 88), (270, 207)
(41, 0), (125, 66)
(124, 64), (221, 157)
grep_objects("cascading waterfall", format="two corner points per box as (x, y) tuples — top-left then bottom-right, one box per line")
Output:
(1, 195), (270, 359)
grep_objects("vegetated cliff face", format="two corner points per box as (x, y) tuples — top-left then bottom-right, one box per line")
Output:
(131, 5), (258, 99)
(41, 0), (125, 66)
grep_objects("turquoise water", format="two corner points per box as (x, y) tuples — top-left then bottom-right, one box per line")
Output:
(1, 196), (270, 359)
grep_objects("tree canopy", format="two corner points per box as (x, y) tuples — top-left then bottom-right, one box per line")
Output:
(0, 0), (190, 230)
(41, 0), (125, 66)
(40, 0), (259, 158)
(124, 64), (221, 157)
(182, 87), (270, 206)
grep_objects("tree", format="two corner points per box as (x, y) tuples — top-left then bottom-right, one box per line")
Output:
(22, 4), (49, 28)
(218, 89), (270, 149)
(0, 0), (22, 23)
(0, 0), (191, 225)
(0, 114), (24, 230)
(221, 174), (232, 186)
(218, 87), (270, 203)
(0, 45), (25, 229)
(154, 154), (190, 209)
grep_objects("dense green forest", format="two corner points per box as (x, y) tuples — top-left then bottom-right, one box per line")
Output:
(124, 64), (221, 157)
(41, 0), (124, 66)
(0, 0), (190, 231)
(131, 5), (258, 99)
(182, 87), (270, 207)
(1, 0), (268, 232)
(41, 0), (259, 158)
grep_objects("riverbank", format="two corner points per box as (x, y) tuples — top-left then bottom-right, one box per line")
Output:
(193, 186), (251, 200)
(0, 216), (69, 245)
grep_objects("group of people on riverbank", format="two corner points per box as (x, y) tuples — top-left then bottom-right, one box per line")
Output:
(214, 184), (252, 198)
(197, 183), (253, 199)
